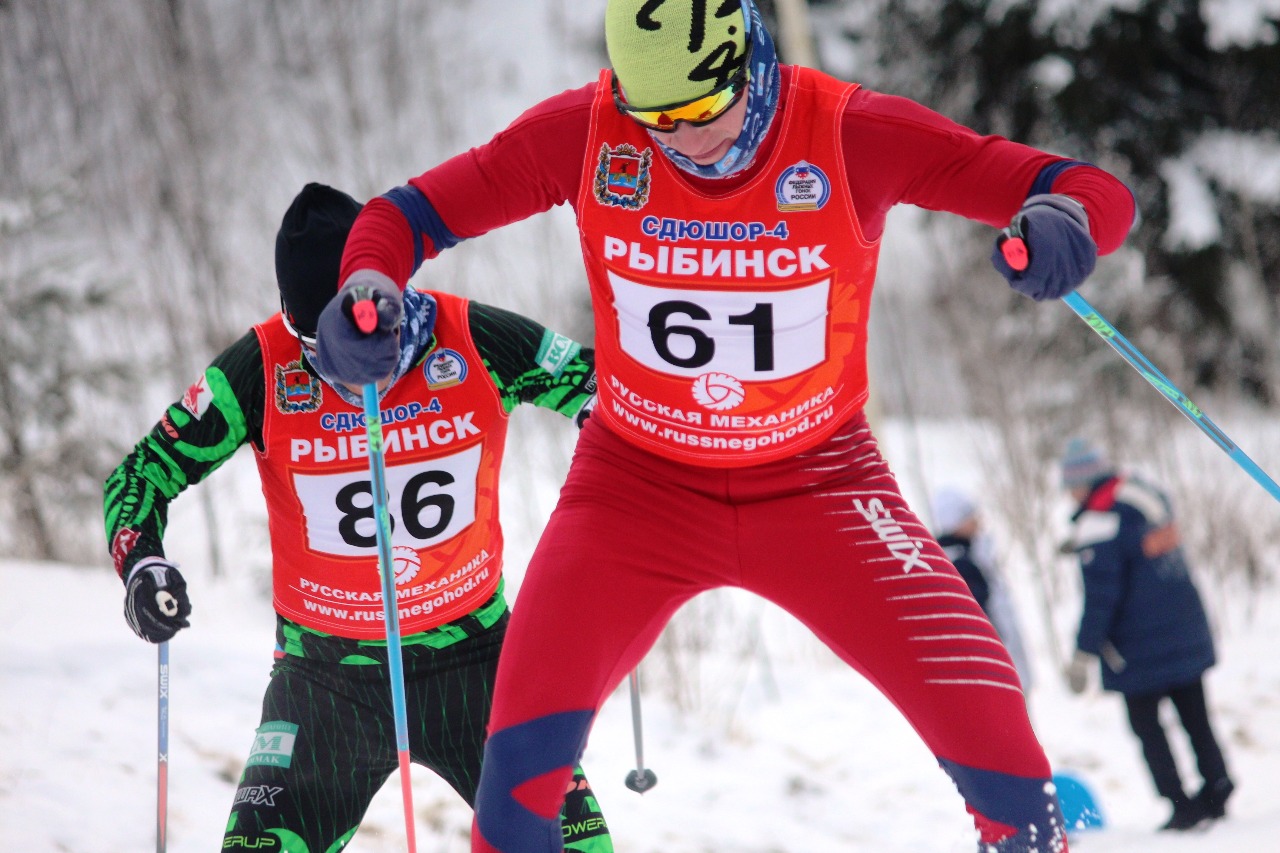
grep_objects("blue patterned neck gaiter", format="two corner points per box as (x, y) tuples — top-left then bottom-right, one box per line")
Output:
(309, 288), (438, 407)
(652, 0), (781, 180)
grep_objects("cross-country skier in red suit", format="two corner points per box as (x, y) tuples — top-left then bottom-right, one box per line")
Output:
(313, 2), (1136, 850)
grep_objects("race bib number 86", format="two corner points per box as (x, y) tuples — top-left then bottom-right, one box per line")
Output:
(610, 271), (830, 380)
(292, 444), (481, 557)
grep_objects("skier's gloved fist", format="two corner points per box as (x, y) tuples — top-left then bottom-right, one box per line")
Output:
(992, 193), (1097, 301)
(314, 269), (404, 386)
(124, 557), (192, 643)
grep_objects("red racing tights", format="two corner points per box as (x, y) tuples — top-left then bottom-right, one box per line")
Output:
(473, 414), (1067, 853)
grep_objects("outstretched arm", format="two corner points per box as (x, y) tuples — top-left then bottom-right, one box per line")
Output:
(840, 88), (1134, 253)
(317, 86), (595, 389)
(339, 84), (596, 290)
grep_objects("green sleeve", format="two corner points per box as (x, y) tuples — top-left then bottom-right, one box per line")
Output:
(102, 331), (265, 578)
(466, 301), (596, 416)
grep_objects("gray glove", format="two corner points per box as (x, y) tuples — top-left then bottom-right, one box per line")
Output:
(1064, 650), (1095, 695)
(993, 194), (1097, 301)
(314, 269), (404, 386)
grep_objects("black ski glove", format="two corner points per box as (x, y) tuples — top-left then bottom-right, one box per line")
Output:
(124, 557), (192, 643)
(992, 194), (1097, 301)
(314, 270), (404, 386)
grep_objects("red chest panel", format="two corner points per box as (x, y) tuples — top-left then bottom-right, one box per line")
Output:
(253, 293), (508, 638)
(575, 67), (881, 466)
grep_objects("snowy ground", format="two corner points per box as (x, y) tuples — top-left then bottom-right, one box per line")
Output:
(4, 421), (1279, 852)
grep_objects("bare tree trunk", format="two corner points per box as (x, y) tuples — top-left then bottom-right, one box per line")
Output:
(774, 0), (818, 67)
(0, 365), (57, 558)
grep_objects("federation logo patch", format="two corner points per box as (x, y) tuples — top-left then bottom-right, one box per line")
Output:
(180, 373), (214, 419)
(692, 372), (745, 411)
(274, 360), (321, 414)
(594, 143), (652, 209)
(425, 348), (468, 389)
(775, 160), (831, 211)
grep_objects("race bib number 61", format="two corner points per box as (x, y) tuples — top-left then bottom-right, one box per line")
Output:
(610, 271), (830, 380)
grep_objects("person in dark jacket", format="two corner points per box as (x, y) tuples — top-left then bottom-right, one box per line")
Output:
(1059, 438), (1234, 832)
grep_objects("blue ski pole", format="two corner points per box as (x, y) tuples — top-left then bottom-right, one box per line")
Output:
(157, 641), (170, 853)
(363, 382), (419, 853)
(999, 223), (1280, 503)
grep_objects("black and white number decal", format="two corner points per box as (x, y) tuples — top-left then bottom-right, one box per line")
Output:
(610, 272), (830, 380)
(293, 444), (481, 557)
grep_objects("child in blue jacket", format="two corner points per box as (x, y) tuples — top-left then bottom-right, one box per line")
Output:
(1060, 438), (1233, 832)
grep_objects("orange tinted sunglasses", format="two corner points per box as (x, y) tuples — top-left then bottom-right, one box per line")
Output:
(612, 48), (751, 133)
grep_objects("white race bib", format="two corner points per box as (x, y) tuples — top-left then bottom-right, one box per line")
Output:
(292, 444), (481, 557)
(610, 270), (830, 380)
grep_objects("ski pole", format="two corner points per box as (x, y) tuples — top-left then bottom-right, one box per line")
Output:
(157, 641), (170, 853)
(362, 382), (419, 853)
(623, 669), (658, 793)
(999, 223), (1280, 503)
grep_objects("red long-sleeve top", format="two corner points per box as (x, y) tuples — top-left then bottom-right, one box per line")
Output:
(340, 65), (1134, 288)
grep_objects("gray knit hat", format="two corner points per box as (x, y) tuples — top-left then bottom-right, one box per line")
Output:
(1060, 438), (1114, 489)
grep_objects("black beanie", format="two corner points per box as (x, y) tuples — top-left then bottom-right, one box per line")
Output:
(275, 183), (364, 338)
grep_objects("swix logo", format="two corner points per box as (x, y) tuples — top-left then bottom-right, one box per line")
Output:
(852, 498), (931, 573)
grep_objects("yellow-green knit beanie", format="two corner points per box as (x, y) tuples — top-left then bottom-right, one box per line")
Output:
(606, 0), (748, 108)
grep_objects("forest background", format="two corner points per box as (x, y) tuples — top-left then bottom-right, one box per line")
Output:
(2, 0), (1279, 735)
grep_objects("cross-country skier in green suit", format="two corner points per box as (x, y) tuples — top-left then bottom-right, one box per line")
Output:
(102, 183), (612, 853)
